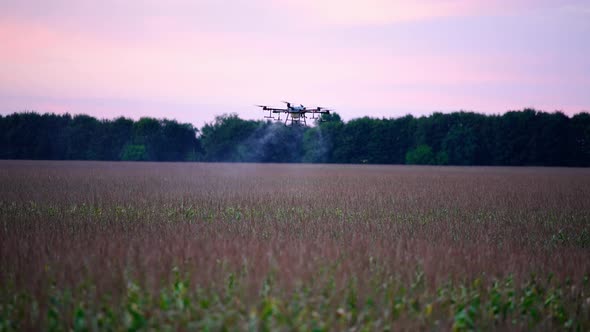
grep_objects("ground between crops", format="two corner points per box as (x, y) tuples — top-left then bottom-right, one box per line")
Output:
(1, 161), (589, 330)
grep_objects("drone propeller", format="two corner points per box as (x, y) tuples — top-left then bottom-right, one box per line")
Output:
(311, 106), (333, 113)
(255, 104), (272, 111)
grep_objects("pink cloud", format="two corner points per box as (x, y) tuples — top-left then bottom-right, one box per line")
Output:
(282, 0), (572, 26)
(1, 0), (588, 124)
(0, 20), (60, 63)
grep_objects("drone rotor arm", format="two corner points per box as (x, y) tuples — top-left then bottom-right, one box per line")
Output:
(256, 103), (333, 125)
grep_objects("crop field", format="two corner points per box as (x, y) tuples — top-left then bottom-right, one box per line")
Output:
(1, 161), (590, 331)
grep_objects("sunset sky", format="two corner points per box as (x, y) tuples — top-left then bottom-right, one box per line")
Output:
(1, 0), (589, 127)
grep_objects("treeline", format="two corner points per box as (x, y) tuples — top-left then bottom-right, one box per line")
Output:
(1, 109), (589, 166)
(0, 113), (199, 161)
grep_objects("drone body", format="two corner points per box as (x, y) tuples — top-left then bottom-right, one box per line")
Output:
(255, 101), (332, 126)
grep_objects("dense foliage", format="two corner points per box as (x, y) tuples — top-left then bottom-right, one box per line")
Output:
(0, 113), (200, 161)
(1, 109), (589, 165)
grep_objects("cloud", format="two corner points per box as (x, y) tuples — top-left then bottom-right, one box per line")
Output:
(281, 0), (587, 25)
(1, 0), (588, 123)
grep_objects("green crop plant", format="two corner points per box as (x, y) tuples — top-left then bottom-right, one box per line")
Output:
(1, 161), (590, 330)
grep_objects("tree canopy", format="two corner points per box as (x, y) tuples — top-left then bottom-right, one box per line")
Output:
(1, 109), (589, 166)
(0, 113), (200, 161)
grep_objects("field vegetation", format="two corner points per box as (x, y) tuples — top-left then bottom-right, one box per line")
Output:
(1, 161), (590, 330)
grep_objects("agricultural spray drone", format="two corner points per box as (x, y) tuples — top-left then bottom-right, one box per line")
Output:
(255, 101), (333, 126)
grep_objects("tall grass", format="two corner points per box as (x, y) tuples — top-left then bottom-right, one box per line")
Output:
(1, 161), (589, 330)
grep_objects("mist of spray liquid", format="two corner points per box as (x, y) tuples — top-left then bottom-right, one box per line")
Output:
(235, 121), (329, 163)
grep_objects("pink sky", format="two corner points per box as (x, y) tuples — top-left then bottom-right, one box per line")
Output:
(1, 0), (589, 127)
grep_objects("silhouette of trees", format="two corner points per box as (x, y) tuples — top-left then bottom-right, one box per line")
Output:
(1, 109), (589, 165)
(0, 113), (199, 161)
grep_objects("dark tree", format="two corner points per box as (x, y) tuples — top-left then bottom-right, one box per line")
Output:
(1, 109), (588, 166)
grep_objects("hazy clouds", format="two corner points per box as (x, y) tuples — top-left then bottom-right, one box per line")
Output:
(1, 0), (589, 125)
